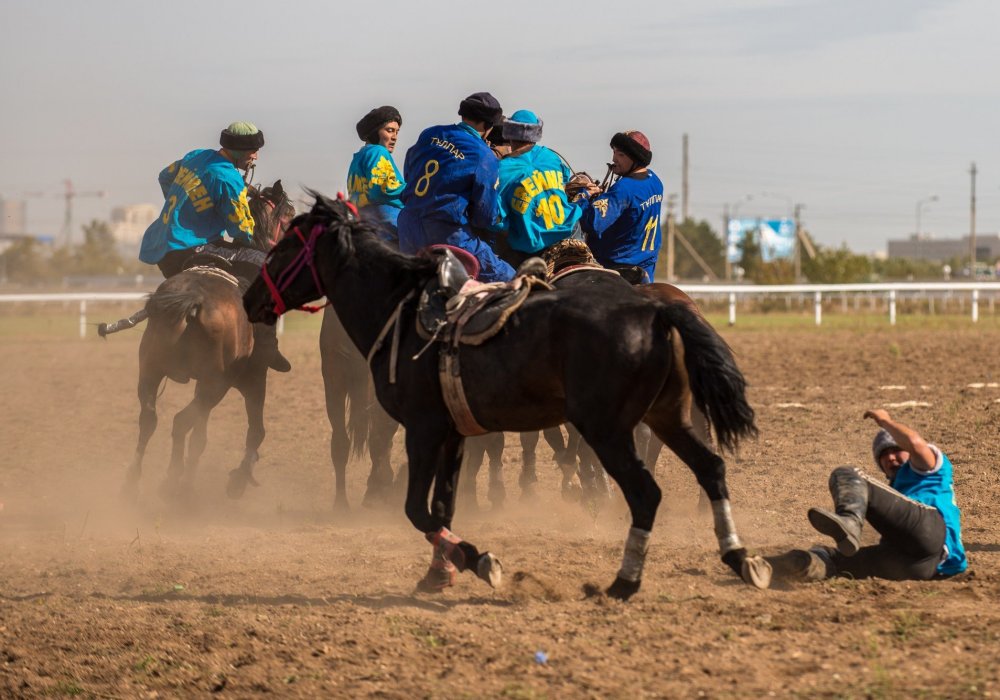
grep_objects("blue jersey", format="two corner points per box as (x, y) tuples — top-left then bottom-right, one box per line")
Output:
(891, 446), (967, 575)
(347, 143), (405, 228)
(493, 145), (583, 254)
(399, 123), (500, 231)
(579, 170), (664, 280)
(140, 149), (254, 264)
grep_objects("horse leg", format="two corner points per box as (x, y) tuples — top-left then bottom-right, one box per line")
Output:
(516, 432), (538, 501)
(123, 370), (161, 502)
(322, 361), (351, 511)
(363, 407), (400, 508)
(459, 435), (486, 510)
(578, 428), (662, 600)
(160, 378), (229, 498)
(485, 432), (507, 509)
(227, 370), (266, 499)
(405, 428), (501, 592)
(646, 415), (764, 586)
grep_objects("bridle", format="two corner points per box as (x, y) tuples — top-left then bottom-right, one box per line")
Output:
(258, 197), (360, 316)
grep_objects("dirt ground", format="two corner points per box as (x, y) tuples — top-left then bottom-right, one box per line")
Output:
(2, 311), (1000, 699)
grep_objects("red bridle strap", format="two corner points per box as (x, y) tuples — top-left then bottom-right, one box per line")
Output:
(260, 223), (331, 315)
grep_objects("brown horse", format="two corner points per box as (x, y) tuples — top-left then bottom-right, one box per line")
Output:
(117, 182), (294, 503)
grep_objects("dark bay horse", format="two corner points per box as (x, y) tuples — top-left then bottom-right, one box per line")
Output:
(244, 194), (764, 599)
(117, 182), (294, 503)
(320, 306), (401, 510)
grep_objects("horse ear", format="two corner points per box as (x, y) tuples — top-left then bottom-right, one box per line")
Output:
(273, 180), (284, 196)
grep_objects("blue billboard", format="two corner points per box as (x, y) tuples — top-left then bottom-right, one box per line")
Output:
(727, 218), (797, 263)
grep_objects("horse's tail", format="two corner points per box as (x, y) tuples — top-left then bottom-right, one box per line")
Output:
(97, 307), (149, 338)
(344, 366), (371, 460)
(657, 302), (757, 452)
(145, 287), (204, 329)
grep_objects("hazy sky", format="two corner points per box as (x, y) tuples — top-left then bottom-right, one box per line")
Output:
(3, 0), (999, 253)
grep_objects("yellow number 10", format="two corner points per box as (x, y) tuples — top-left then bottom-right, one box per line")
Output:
(535, 195), (566, 230)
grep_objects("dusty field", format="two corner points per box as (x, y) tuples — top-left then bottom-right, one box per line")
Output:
(2, 311), (1000, 698)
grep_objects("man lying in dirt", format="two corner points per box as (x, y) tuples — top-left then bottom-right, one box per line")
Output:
(759, 409), (967, 587)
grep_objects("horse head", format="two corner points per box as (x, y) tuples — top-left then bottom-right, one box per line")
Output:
(243, 191), (361, 324)
(248, 179), (296, 252)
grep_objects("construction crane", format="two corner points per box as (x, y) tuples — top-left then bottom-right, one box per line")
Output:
(22, 180), (107, 246)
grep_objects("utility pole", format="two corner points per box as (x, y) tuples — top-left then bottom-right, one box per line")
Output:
(666, 195), (677, 282)
(723, 204), (731, 280)
(681, 133), (689, 222)
(793, 204), (803, 282)
(969, 162), (977, 276)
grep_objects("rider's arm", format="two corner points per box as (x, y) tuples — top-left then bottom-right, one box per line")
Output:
(468, 156), (502, 231)
(158, 161), (179, 197)
(863, 409), (938, 472)
(213, 177), (255, 245)
(578, 190), (624, 238)
(366, 147), (406, 204)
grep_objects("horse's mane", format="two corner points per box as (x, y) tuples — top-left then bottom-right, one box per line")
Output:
(248, 180), (295, 253)
(296, 190), (436, 278)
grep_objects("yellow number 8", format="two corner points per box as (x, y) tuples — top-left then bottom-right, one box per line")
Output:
(414, 160), (440, 197)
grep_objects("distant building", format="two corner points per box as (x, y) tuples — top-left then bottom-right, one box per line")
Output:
(887, 233), (1000, 263)
(0, 197), (27, 235)
(109, 204), (158, 251)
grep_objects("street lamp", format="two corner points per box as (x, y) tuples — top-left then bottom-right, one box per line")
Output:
(915, 195), (938, 237)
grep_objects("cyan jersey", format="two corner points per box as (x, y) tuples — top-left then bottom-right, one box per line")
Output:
(580, 170), (664, 280)
(493, 145), (583, 254)
(399, 122), (500, 231)
(891, 446), (967, 575)
(347, 143), (405, 227)
(140, 149), (254, 264)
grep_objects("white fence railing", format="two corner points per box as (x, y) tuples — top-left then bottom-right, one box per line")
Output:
(2, 283), (1000, 337)
(0, 292), (284, 338)
(677, 282), (1000, 326)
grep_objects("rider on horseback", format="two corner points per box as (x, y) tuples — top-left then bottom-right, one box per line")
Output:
(347, 106), (406, 245)
(397, 92), (516, 283)
(577, 130), (665, 284)
(138, 121), (291, 372)
(489, 109), (584, 268)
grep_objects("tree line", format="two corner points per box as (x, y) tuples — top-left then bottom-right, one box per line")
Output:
(0, 216), (970, 286)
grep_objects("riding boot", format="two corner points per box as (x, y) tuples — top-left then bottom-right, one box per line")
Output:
(807, 466), (868, 556)
(766, 546), (836, 582)
(252, 322), (292, 373)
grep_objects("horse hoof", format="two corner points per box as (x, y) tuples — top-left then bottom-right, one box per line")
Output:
(476, 552), (503, 589)
(606, 576), (640, 600)
(226, 474), (247, 499)
(722, 548), (748, 577)
(416, 564), (456, 593)
(741, 555), (772, 590)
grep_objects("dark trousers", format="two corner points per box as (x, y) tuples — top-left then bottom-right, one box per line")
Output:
(831, 470), (946, 580)
(156, 242), (265, 283)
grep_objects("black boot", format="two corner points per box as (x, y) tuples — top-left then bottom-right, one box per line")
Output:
(252, 322), (291, 373)
(808, 466), (867, 556)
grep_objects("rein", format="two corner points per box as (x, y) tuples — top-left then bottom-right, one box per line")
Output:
(259, 196), (360, 316)
(259, 223), (331, 315)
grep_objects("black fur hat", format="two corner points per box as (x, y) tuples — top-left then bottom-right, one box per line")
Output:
(356, 106), (402, 144)
(219, 121), (265, 151)
(610, 130), (652, 168)
(458, 92), (503, 126)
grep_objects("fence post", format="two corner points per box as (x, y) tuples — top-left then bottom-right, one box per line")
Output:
(814, 291), (823, 326)
(972, 289), (979, 323)
(276, 315), (285, 337)
(79, 300), (87, 339)
(889, 289), (897, 326)
(728, 292), (736, 326)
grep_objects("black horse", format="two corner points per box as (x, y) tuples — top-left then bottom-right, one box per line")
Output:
(244, 194), (764, 599)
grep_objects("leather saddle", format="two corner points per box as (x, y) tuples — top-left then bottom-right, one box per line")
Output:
(416, 247), (551, 347)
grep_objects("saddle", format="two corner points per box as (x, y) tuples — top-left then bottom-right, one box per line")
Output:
(540, 238), (619, 284)
(416, 248), (552, 347)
